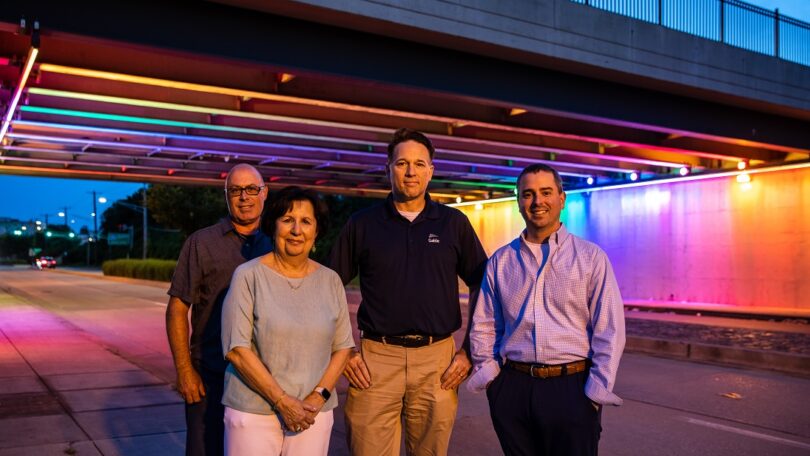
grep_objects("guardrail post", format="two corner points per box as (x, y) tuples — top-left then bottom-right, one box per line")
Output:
(658, 0), (662, 25)
(774, 8), (780, 58)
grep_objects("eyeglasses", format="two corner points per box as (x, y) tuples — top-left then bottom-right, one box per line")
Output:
(225, 185), (265, 197)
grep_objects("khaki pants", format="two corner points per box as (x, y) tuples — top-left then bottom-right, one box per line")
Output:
(345, 336), (458, 456)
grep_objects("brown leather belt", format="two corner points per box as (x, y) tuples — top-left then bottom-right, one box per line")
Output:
(505, 359), (589, 379)
(362, 331), (452, 348)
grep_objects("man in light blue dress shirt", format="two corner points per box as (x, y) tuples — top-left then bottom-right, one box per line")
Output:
(468, 163), (625, 456)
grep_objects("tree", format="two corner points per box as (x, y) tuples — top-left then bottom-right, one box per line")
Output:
(147, 184), (227, 238)
(311, 194), (377, 264)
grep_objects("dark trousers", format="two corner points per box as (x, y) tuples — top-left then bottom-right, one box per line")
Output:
(185, 365), (225, 456)
(487, 367), (602, 456)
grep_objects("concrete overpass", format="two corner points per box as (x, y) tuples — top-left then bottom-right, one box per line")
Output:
(1, 0), (808, 203)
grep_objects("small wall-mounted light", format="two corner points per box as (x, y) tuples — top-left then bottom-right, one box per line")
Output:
(509, 108), (527, 116)
(167, 169), (175, 176)
(278, 73), (296, 84)
(736, 173), (751, 184)
(455, 196), (463, 204)
(586, 176), (594, 185)
(737, 161), (747, 170)
(679, 166), (690, 176)
(629, 172), (639, 182)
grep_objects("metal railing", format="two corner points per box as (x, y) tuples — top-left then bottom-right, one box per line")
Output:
(571, 0), (810, 66)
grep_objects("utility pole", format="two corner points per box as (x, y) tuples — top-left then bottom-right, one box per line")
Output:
(92, 191), (98, 265)
(142, 184), (148, 259)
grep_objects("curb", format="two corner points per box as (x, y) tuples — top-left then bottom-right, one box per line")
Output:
(51, 268), (170, 289)
(626, 336), (810, 378)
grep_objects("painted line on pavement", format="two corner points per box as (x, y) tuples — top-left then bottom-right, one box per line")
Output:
(684, 417), (810, 450)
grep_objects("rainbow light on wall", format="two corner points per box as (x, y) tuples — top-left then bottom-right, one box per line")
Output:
(449, 160), (810, 208)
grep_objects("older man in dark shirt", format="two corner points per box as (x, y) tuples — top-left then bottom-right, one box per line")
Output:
(166, 164), (272, 456)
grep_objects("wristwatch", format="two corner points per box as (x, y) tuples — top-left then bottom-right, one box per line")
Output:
(314, 386), (331, 402)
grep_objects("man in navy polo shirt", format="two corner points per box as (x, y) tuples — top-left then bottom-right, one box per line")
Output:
(329, 128), (487, 456)
(166, 164), (272, 456)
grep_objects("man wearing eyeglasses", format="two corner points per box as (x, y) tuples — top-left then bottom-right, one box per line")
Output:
(166, 163), (272, 456)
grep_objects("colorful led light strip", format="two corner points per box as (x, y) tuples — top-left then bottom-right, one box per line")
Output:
(25, 88), (635, 175)
(35, 64), (717, 164)
(449, 161), (810, 207)
(10, 118), (588, 179)
(0, 47), (39, 144)
(26, 87), (392, 135)
(8, 129), (522, 182)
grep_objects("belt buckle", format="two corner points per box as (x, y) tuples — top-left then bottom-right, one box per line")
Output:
(530, 365), (550, 379)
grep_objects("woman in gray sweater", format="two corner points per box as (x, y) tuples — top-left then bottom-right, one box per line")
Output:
(221, 186), (354, 455)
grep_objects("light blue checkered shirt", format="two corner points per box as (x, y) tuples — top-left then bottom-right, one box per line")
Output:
(468, 225), (625, 405)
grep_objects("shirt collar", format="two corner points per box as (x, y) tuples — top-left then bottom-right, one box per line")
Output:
(519, 223), (569, 252)
(217, 217), (236, 235)
(383, 193), (441, 221)
(217, 217), (261, 238)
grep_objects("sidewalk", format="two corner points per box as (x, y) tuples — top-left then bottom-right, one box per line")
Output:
(0, 289), (185, 456)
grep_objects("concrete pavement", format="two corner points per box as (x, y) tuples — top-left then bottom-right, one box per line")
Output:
(1, 267), (808, 455)
(0, 288), (185, 456)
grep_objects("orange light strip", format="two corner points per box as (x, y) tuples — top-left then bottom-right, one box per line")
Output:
(0, 47), (39, 143)
(35, 63), (757, 162)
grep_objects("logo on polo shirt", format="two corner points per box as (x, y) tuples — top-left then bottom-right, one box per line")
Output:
(428, 233), (440, 244)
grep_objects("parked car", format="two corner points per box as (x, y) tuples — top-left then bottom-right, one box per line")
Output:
(35, 256), (56, 269)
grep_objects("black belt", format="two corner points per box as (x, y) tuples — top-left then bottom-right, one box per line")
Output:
(362, 331), (452, 348)
(505, 359), (589, 379)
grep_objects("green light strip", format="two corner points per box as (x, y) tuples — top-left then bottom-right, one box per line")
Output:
(19, 106), (355, 142)
(435, 179), (515, 189)
(26, 88), (389, 133)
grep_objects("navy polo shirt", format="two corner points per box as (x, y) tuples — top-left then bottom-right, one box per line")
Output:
(329, 194), (487, 336)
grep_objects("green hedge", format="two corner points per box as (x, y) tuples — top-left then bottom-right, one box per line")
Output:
(102, 259), (176, 282)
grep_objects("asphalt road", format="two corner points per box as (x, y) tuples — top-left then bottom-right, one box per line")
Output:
(1, 267), (809, 456)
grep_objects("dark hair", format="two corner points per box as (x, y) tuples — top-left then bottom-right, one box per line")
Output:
(261, 186), (329, 241)
(516, 164), (564, 193)
(387, 128), (435, 162)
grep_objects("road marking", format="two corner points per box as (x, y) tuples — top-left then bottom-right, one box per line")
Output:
(684, 417), (810, 450)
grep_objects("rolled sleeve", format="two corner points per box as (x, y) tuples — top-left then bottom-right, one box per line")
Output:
(585, 250), (626, 406)
(468, 258), (502, 393)
(221, 266), (255, 357)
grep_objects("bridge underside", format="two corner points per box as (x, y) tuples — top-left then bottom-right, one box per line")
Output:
(1, 1), (807, 202)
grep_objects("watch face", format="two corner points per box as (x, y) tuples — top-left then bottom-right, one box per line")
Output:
(318, 388), (331, 401)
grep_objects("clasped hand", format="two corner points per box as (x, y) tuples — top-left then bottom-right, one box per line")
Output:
(275, 392), (325, 433)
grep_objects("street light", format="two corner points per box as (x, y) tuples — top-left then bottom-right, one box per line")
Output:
(91, 191), (107, 265)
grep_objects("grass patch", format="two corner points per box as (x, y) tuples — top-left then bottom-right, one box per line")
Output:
(102, 259), (176, 282)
